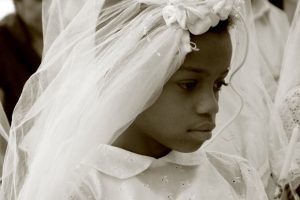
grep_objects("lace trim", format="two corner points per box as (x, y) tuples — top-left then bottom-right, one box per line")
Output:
(279, 86), (300, 139)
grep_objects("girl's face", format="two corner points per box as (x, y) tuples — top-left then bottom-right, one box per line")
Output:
(119, 30), (232, 156)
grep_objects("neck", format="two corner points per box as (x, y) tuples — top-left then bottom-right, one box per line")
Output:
(112, 124), (171, 159)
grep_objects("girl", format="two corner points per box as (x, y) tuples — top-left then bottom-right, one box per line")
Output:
(1, 0), (268, 199)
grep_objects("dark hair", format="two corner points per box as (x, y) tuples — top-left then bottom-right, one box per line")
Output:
(190, 18), (231, 39)
(209, 19), (230, 33)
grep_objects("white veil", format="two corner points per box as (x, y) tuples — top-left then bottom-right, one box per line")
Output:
(0, 0), (249, 199)
(0, 103), (9, 182)
(0, 103), (8, 144)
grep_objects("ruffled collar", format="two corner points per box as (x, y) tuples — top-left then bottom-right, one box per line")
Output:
(81, 144), (205, 179)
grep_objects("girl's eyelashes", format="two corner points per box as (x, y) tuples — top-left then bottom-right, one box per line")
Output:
(177, 79), (229, 92)
(177, 80), (199, 91)
(213, 79), (229, 92)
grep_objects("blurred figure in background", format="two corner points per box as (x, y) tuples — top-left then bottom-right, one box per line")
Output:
(0, 0), (42, 123)
(252, 0), (289, 99)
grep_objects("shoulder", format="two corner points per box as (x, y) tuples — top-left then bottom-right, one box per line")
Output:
(0, 14), (16, 26)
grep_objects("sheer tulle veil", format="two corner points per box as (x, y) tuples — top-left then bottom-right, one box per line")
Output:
(0, 103), (9, 143)
(0, 0), (251, 199)
(0, 103), (9, 182)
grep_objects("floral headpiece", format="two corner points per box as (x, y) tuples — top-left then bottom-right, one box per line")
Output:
(140, 0), (235, 35)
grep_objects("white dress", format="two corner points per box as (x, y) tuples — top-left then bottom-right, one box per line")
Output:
(67, 145), (268, 200)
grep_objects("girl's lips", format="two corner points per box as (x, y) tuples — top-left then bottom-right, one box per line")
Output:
(188, 122), (215, 132)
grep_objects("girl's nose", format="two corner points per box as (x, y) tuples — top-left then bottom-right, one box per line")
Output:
(194, 90), (219, 116)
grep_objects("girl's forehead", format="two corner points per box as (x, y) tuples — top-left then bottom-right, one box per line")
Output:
(180, 31), (232, 75)
(188, 30), (232, 55)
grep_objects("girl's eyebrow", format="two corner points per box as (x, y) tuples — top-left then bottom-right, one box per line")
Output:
(181, 67), (229, 76)
(181, 67), (209, 75)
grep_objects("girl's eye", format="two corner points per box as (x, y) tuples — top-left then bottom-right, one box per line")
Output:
(178, 80), (198, 91)
(214, 80), (229, 92)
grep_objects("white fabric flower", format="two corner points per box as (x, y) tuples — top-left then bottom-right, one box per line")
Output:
(209, 0), (234, 20)
(162, 5), (187, 28)
(161, 0), (234, 35)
